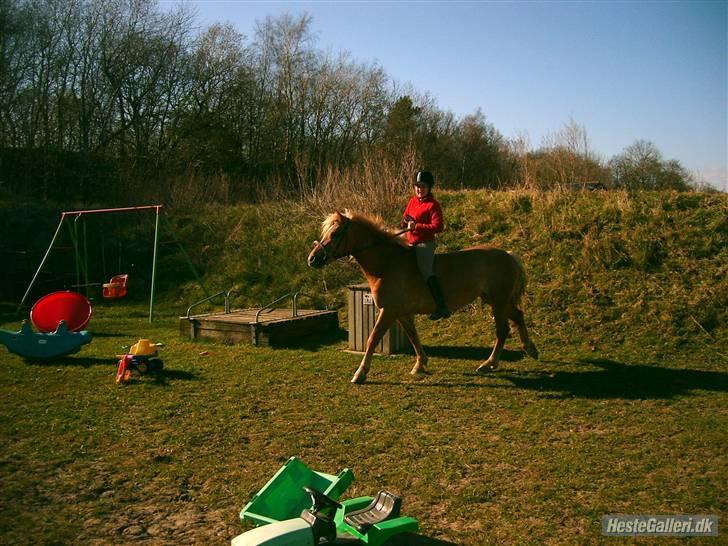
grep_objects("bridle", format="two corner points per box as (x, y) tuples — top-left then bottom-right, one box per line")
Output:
(311, 219), (410, 263)
(311, 219), (352, 263)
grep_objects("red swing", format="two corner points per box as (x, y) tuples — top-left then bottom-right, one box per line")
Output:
(102, 274), (129, 299)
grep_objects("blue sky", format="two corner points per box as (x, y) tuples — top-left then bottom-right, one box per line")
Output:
(165, 0), (727, 190)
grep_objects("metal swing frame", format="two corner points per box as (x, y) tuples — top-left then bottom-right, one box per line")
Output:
(19, 205), (165, 322)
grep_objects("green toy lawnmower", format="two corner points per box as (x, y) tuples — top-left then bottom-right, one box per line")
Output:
(231, 457), (418, 546)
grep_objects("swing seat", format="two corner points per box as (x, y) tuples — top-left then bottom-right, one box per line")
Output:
(103, 274), (128, 299)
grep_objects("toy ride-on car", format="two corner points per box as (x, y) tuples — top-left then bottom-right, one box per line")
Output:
(232, 457), (418, 546)
(115, 338), (164, 384)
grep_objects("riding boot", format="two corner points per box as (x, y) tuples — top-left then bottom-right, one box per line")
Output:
(426, 276), (451, 320)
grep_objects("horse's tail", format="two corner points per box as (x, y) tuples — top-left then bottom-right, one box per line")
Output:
(508, 252), (527, 309)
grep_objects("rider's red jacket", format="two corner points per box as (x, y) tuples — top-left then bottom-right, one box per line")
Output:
(401, 194), (444, 245)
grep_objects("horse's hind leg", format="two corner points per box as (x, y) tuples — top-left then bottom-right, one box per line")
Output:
(398, 315), (428, 376)
(477, 307), (509, 373)
(510, 306), (539, 360)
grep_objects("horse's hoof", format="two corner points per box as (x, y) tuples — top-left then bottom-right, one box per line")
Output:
(525, 342), (539, 360)
(351, 374), (367, 384)
(476, 362), (499, 373)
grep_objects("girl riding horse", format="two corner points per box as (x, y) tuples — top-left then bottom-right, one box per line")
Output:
(308, 211), (539, 384)
(401, 170), (450, 321)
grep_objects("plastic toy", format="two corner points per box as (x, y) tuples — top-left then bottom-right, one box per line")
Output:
(0, 291), (92, 359)
(70, 273), (130, 299)
(232, 457), (418, 546)
(0, 320), (92, 359)
(115, 338), (164, 384)
(30, 290), (92, 333)
(102, 274), (129, 299)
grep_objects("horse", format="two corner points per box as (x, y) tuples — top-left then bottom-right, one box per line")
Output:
(307, 211), (539, 384)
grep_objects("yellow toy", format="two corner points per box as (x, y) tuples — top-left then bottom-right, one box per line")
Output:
(116, 339), (164, 384)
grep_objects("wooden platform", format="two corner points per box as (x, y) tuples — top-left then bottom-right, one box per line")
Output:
(180, 308), (339, 347)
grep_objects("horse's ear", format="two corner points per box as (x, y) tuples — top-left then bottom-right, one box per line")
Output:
(335, 210), (349, 222)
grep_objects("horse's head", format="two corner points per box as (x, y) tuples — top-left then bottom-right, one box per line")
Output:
(307, 211), (352, 268)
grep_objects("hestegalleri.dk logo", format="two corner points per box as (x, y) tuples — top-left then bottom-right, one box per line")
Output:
(602, 515), (718, 536)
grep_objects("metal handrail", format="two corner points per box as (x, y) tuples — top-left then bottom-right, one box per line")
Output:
(186, 289), (327, 321)
(186, 291), (226, 318)
(225, 288), (243, 313)
(292, 292), (328, 315)
(254, 292), (297, 323)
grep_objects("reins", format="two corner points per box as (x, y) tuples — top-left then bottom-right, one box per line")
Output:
(348, 227), (411, 257)
(313, 223), (411, 263)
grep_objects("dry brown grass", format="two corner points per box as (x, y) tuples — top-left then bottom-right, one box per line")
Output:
(260, 148), (420, 224)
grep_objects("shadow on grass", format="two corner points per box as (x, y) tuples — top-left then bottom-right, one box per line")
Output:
(363, 358), (728, 399)
(385, 533), (457, 545)
(24, 356), (114, 367)
(335, 533), (456, 545)
(425, 345), (524, 362)
(118, 369), (198, 387)
(365, 379), (489, 389)
(274, 328), (348, 351)
(23, 357), (198, 384)
(497, 358), (728, 399)
(148, 369), (198, 385)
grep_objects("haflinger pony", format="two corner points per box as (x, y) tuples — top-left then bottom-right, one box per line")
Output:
(307, 211), (539, 384)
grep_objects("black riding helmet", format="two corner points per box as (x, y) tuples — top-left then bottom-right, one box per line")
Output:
(414, 170), (435, 187)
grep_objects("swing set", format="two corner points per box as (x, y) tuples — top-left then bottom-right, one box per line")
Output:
(19, 205), (206, 323)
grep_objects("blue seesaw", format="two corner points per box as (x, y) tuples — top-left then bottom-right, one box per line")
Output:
(0, 320), (92, 359)
(1, 290), (93, 359)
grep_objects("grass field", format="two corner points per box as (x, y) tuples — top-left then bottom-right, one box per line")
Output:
(1, 300), (725, 545)
(1, 189), (726, 544)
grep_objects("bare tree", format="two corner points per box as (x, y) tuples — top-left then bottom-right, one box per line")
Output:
(609, 139), (691, 190)
(0, 3), (524, 202)
(0, 0), (34, 147)
(535, 117), (608, 188)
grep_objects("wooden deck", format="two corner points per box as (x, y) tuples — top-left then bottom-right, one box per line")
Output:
(180, 308), (339, 347)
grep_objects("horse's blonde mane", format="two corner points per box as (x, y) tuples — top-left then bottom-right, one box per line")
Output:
(321, 212), (343, 235)
(322, 210), (407, 247)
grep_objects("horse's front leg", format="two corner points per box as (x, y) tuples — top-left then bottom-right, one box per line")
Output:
(397, 314), (428, 376)
(351, 307), (395, 384)
(477, 311), (509, 373)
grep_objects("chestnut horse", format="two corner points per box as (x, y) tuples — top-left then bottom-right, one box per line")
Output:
(307, 211), (539, 384)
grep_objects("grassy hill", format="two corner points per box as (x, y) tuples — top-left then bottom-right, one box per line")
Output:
(1, 189), (726, 544)
(159, 189), (726, 354)
(4, 189), (726, 352)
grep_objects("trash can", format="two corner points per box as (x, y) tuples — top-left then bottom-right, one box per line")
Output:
(347, 283), (409, 355)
